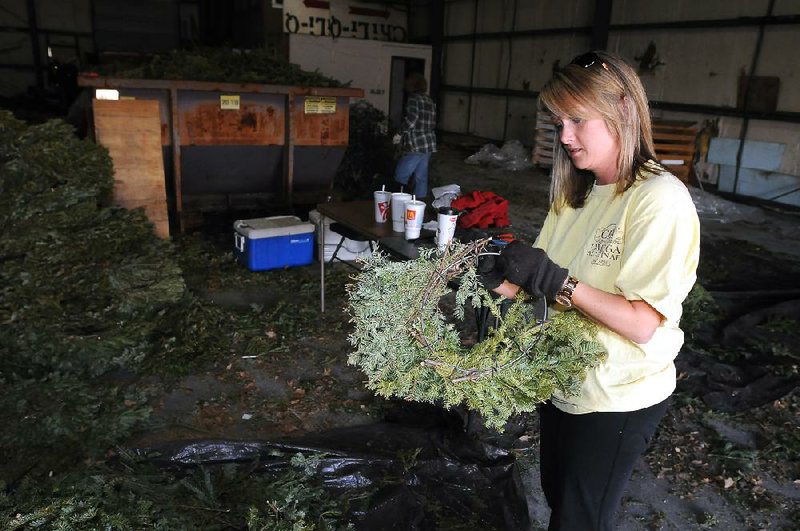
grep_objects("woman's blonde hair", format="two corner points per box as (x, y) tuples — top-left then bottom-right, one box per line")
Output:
(538, 50), (661, 212)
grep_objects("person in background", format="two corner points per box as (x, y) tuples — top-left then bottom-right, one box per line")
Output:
(393, 72), (436, 199)
(480, 50), (700, 530)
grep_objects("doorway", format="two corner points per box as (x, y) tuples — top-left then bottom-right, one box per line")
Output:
(389, 57), (426, 131)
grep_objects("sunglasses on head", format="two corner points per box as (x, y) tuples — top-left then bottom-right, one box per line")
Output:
(570, 52), (610, 71)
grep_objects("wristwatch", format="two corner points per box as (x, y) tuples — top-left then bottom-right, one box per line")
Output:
(554, 276), (579, 308)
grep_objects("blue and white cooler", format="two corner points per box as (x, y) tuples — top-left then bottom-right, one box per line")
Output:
(233, 215), (315, 271)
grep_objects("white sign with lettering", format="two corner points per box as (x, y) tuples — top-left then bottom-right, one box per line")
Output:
(220, 95), (240, 110)
(282, 0), (407, 42)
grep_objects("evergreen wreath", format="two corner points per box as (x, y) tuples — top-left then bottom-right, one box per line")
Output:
(346, 240), (607, 431)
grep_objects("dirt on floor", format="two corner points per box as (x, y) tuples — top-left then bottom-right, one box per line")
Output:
(129, 139), (799, 530)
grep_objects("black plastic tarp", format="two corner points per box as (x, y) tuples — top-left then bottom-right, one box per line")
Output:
(135, 422), (531, 530)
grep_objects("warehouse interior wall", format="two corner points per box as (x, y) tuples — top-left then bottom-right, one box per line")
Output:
(437, 0), (800, 199)
(2, 0), (799, 203)
(0, 0), (94, 101)
(0, 0), (198, 102)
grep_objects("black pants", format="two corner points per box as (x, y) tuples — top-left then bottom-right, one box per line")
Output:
(539, 398), (669, 531)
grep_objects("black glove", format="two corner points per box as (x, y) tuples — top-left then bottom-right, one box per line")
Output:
(500, 241), (568, 300)
(477, 252), (505, 290)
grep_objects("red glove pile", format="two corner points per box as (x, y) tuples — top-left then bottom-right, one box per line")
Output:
(451, 191), (510, 229)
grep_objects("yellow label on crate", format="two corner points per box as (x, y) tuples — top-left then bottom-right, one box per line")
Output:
(220, 95), (240, 110)
(304, 96), (336, 114)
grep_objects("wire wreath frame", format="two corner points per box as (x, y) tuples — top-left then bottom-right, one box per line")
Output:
(346, 239), (606, 431)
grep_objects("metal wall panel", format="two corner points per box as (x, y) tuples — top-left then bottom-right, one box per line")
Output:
(439, 91), (469, 134)
(469, 93), (507, 141)
(93, 0), (179, 52)
(442, 41), (473, 87)
(439, 0), (800, 179)
(36, 0), (92, 32)
(611, 0), (775, 24)
(513, 0), (594, 30)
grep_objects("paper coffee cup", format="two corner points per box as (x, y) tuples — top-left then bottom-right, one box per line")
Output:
(374, 190), (392, 223)
(404, 200), (426, 240)
(391, 192), (412, 232)
(436, 207), (460, 249)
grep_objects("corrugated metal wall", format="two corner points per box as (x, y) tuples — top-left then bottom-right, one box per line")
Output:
(93, 0), (180, 52)
(0, 0), (94, 98)
(439, 0), (800, 178)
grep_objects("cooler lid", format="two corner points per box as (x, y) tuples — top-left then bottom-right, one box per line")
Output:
(234, 216), (314, 239)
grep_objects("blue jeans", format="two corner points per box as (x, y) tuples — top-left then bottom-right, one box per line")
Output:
(394, 152), (431, 198)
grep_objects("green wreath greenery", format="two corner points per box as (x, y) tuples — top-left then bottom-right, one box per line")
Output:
(346, 240), (607, 430)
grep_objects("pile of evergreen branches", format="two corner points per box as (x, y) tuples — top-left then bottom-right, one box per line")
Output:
(0, 111), (187, 478)
(334, 100), (395, 197)
(99, 47), (345, 87)
(346, 243), (607, 431)
(0, 111), (357, 529)
(0, 451), (349, 530)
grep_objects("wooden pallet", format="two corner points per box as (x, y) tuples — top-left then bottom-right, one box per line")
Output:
(653, 120), (698, 184)
(533, 115), (699, 183)
(532, 111), (557, 168)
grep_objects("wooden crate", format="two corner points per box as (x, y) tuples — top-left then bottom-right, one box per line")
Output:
(653, 120), (698, 184)
(532, 115), (698, 183)
(532, 111), (557, 168)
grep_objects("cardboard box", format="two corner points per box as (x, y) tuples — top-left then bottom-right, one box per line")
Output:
(234, 216), (314, 271)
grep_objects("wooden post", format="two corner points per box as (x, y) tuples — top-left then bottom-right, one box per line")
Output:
(170, 87), (183, 232)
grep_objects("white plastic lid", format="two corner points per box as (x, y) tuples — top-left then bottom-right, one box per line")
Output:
(234, 215), (314, 238)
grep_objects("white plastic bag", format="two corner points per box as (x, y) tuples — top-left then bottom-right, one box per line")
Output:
(464, 140), (533, 171)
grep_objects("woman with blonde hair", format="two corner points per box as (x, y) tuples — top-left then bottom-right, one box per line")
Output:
(480, 50), (700, 530)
